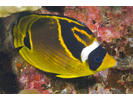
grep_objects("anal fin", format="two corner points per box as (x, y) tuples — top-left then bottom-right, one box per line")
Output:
(56, 74), (79, 78)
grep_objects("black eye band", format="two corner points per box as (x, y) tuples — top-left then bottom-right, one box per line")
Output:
(94, 56), (103, 63)
(88, 46), (107, 71)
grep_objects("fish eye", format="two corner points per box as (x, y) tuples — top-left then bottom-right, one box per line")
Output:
(94, 56), (103, 63)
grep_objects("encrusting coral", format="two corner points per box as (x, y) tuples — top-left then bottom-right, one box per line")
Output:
(0, 6), (41, 17)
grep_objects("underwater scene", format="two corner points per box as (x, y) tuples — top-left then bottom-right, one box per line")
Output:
(0, 6), (133, 94)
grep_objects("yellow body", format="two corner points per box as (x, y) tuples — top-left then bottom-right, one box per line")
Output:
(13, 14), (117, 78)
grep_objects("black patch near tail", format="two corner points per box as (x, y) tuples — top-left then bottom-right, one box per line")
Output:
(24, 31), (31, 50)
(88, 46), (107, 71)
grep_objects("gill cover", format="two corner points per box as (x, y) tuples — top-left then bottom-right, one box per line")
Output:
(13, 14), (117, 78)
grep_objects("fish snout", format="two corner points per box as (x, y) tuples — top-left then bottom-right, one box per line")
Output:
(96, 53), (117, 72)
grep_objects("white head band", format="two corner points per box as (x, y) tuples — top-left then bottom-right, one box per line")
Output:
(81, 41), (100, 62)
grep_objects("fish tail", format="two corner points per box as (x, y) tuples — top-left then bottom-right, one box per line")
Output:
(13, 24), (25, 48)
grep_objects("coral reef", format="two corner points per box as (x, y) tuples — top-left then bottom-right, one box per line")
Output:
(0, 6), (133, 94)
(64, 6), (133, 43)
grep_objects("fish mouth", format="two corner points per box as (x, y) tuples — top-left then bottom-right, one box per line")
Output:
(96, 53), (117, 72)
(113, 61), (118, 68)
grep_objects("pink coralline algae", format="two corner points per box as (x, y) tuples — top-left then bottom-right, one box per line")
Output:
(64, 6), (100, 32)
(64, 6), (133, 42)
(17, 63), (51, 94)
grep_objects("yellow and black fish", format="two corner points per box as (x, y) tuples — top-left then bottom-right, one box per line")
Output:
(13, 14), (117, 78)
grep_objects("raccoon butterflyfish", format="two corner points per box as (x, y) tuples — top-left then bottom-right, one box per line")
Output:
(13, 14), (117, 78)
